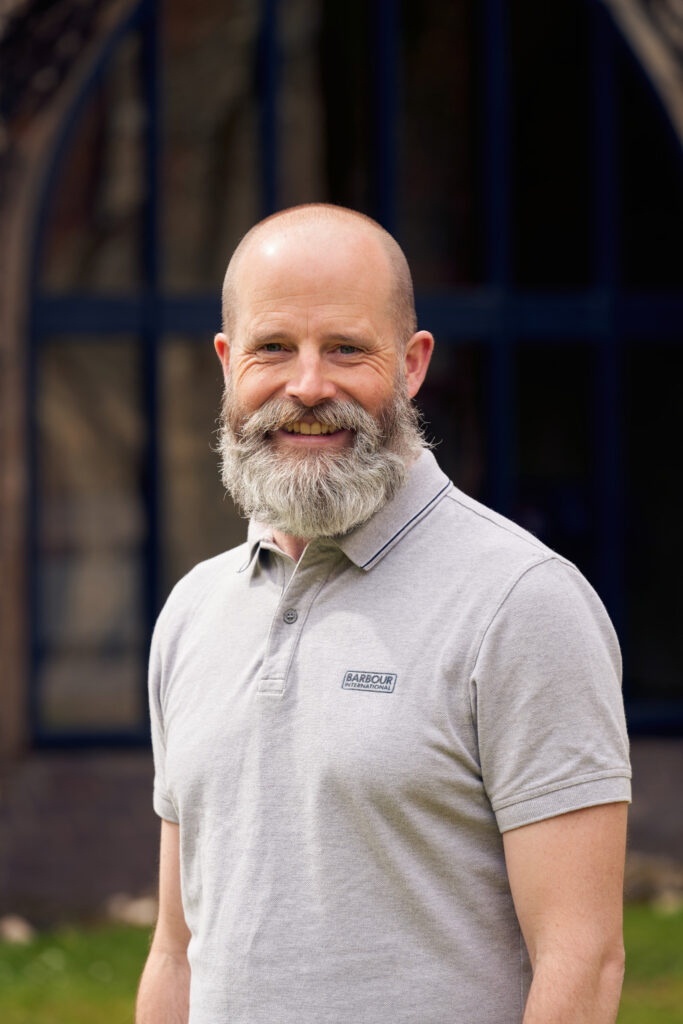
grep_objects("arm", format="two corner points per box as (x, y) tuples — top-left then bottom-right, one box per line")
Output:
(136, 819), (191, 1024)
(503, 802), (628, 1024)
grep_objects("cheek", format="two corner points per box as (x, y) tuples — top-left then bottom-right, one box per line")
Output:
(346, 368), (398, 413)
(231, 362), (283, 404)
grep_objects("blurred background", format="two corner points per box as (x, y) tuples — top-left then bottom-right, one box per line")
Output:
(0, 0), (682, 924)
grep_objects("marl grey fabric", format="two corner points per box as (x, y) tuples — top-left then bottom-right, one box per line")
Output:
(149, 450), (631, 1024)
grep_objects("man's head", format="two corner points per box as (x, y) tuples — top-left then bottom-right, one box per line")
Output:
(214, 204), (434, 539)
(220, 204), (418, 350)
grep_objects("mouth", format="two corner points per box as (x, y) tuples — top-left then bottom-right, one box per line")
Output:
(281, 420), (341, 436)
(272, 418), (352, 446)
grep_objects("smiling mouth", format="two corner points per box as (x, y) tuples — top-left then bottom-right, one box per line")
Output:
(281, 420), (343, 436)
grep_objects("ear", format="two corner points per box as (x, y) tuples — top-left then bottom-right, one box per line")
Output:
(403, 331), (434, 398)
(214, 333), (230, 382)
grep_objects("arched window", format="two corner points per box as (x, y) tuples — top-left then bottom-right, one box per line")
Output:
(18, 0), (683, 744)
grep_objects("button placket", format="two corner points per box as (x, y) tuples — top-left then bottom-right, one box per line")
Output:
(257, 550), (338, 696)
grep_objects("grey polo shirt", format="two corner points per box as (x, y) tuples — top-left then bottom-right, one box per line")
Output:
(149, 450), (631, 1024)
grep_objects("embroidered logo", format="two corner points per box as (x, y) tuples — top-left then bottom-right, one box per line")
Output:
(342, 670), (397, 693)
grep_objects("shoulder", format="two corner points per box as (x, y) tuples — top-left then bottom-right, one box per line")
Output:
(406, 473), (618, 657)
(441, 484), (556, 563)
(412, 478), (566, 600)
(481, 554), (618, 652)
(439, 489), (611, 628)
(154, 542), (250, 644)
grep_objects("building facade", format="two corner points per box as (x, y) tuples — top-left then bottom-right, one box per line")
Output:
(1, 0), (682, 920)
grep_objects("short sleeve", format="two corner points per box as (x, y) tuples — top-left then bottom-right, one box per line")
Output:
(148, 615), (180, 823)
(471, 557), (631, 833)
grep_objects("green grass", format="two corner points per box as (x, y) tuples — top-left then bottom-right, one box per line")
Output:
(0, 924), (152, 1024)
(0, 905), (681, 1023)
(618, 904), (683, 1024)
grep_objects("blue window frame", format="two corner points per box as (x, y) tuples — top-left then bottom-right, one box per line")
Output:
(27, 0), (683, 743)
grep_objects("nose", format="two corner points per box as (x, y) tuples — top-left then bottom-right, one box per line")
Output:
(285, 351), (337, 407)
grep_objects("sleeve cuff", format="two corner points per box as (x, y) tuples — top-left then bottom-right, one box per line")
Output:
(495, 774), (632, 833)
(153, 787), (179, 823)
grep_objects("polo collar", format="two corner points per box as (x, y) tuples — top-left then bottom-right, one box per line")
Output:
(239, 519), (276, 573)
(239, 449), (451, 573)
(335, 450), (451, 570)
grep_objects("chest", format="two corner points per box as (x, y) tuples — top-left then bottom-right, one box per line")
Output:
(161, 560), (486, 828)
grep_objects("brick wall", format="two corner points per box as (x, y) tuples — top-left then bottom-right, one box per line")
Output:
(0, 752), (158, 926)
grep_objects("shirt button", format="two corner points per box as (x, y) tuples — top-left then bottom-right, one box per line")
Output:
(283, 608), (298, 624)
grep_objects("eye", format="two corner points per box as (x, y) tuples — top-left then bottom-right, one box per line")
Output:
(338, 344), (359, 355)
(262, 342), (283, 352)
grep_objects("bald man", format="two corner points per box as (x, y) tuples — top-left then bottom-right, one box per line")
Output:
(137, 205), (631, 1024)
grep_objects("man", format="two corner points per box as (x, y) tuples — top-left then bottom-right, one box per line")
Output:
(137, 204), (631, 1024)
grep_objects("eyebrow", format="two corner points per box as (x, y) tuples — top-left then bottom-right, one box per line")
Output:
(326, 332), (371, 345)
(246, 330), (373, 347)
(245, 330), (291, 347)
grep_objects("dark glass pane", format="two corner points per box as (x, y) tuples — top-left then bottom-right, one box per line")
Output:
(278, 2), (327, 209)
(515, 341), (595, 574)
(36, 338), (146, 733)
(617, 44), (683, 289)
(162, 0), (262, 290)
(317, 0), (373, 213)
(399, 0), (481, 287)
(160, 337), (245, 596)
(509, 0), (593, 288)
(417, 340), (488, 499)
(624, 342), (683, 701)
(39, 35), (145, 293)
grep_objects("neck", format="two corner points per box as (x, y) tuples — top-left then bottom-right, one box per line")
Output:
(271, 529), (310, 563)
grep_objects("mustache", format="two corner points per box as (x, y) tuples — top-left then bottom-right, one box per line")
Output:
(231, 396), (381, 440)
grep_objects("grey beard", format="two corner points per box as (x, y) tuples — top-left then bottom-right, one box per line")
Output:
(216, 384), (427, 539)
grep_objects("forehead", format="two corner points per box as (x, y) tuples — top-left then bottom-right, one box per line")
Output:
(232, 222), (393, 321)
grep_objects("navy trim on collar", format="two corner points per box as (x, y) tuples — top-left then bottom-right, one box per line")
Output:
(359, 480), (450, 569)
(335, 450), (452, 570)
(240, 450), (452, 573)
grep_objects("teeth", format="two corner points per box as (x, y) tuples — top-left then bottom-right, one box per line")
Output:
(283, 421), (337, 436)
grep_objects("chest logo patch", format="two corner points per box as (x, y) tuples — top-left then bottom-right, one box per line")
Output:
(342, 670), (397, 693)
